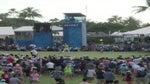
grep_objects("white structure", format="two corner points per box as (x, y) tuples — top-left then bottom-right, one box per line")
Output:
(111, 31), (123, 37)
(123, 26), (150, 36)
(14, 26), (63, 32)
(14, 26), (34, 40)
(14, 26), (33, 32)
(81, 17), (87, 46)
(0, 27), (15, 38)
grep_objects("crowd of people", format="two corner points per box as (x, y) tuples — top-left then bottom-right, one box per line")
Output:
(0, 52), (150, 84)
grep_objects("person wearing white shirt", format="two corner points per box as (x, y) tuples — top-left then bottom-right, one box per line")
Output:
(30, 49), (38, 57)
(46, 61), (55, 73)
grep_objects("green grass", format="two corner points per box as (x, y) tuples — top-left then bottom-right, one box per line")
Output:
(1, 51), (150, 84)
(0, 51), (150, 58)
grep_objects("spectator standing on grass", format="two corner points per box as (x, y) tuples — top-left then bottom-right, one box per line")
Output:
(96, 66), (105, 84)
(30, 48), (38, 58)
(30, 69), (40, 84)
(135, 69), (146, 84)
(146, 71), (150, 84)
(124, 71), (133, 84)
(103, 69), (115, 84)
(9, 74), (21, 84)
(85, 65), (96, 83)
(63, 43), (70, 52)
(46, 61), (55, 74)
(53, 66), (64, 84)
(2, 70), (9, 83)
(64, 64), (72, 78)
(119, 63), (128, 76)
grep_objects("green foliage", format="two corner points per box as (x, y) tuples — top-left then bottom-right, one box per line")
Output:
(0, 7), (42, 27)
(0, 18), (36, 27)
(0, 7), (148, 33)
(49, 18), (64, 26)
(87, 15), (142, 33)
(133, 0), (150, 13)
(19, 7), (42, 20)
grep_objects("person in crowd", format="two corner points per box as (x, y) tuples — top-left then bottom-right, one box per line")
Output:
(63, 43), (70, 52)
(53, 66), (64, 84)
(135, 68), (146, 84)
(46, 60), (55, 75)
(146, 71), (150, 84)
(64, 64), (72, 78)
(80, 77), (91, 84)
(85, 65), (96, 83)
(9, 74), (21, 84)
(30, 48), (38, 58)
(2, 70), (9, 83)
(103, 69), (115, 84)
(30, 68), (40, 84)
(119, 63), (128, 76)
(124, 70), (133, 84)
(113, 80), (119, 84)
(13, 64), (22, 76)
(96, 65), (105, 84)
(0, 79), (7, 84)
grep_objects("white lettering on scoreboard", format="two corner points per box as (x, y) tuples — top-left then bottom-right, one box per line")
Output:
(64, 23), (79, 27)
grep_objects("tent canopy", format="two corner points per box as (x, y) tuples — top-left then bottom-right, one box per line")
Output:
(14, 26), (63, 32)
(0, 27), (14, 35)
(14, 26), (33, 32)
(111, 31), (123, 36)
(123, 26), (150, 35)
(51, 26), (63, 31)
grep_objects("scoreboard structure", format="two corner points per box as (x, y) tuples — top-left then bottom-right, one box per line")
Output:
(33, 23), (53, 47)
(63, 13), (87, 47)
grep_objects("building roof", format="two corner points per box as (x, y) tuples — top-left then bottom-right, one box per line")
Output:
(87, 32), (108, 37)
(64, 13), (86, 17)
(111, 31), (123, 36)
(14, 26), (33, 32)
(123, 26), (150, 35)
(52, 26), (63, 31)
(0, 26), (15, 35)
(14, 26), (63, 32)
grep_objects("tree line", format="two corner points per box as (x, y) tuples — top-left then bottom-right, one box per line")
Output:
(0, 7), (42, 27)
(0, 6), (150, 33)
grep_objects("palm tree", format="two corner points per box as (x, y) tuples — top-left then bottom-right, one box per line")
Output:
(0, 13), (9, 20)
(134, 0), (150, 13)
(8, 8), (18, 18)
(19, 7), (42, 20)
(107, 15), (123, 24)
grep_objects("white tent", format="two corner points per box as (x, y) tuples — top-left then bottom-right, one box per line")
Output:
(123, 26), (150, 35)
(51, 26), (63, 31)
(0, 27), (15, 38)
(111, 31), (123, 36)
(14, 26), (63, 32)
(14, 26), (33, 32)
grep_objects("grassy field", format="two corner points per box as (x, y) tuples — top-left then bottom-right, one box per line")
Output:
(1, 51), (150, 84)
(0, 51), (150, 58)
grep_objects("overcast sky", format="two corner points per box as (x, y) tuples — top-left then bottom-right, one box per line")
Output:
(0, 0), (150, 23)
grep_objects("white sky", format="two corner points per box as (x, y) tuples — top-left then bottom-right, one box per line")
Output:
(0, 0), (150, 23)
